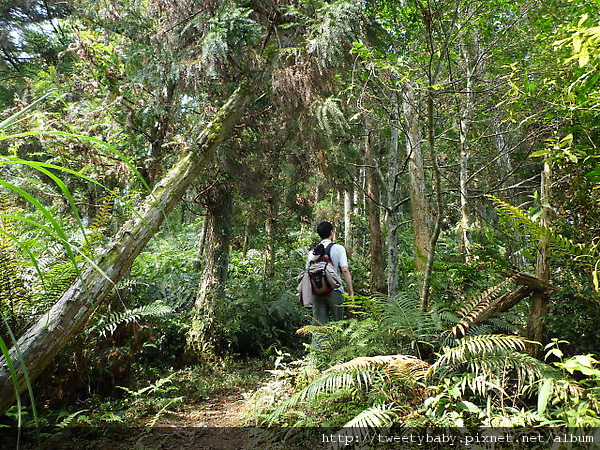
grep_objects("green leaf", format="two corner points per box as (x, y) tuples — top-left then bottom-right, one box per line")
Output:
(537, 378), (553, 416)
(457, 401), (480, 414)
(579, 48), (590, 67)
(529, 149), (550, 158)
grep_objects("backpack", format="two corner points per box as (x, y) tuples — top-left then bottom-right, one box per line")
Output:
(308, 243), (336, 295)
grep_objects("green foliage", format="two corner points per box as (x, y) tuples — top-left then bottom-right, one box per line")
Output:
(489, 195), (593, 260)
(248, 280), (600, 431)
(305, 0), (366, 67)
(199, 4), (263, 77)
(216, 248), (309, 356)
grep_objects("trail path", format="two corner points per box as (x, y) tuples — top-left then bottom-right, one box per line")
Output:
(158, 388), (247, 427)
(133, 372), (267, 449)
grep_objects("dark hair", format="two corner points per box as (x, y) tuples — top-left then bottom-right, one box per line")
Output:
(317, 221), (334, 239)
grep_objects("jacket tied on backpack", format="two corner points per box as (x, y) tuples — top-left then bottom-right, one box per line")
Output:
(296, 242), (342, 307)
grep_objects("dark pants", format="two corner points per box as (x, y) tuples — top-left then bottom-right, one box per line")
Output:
(312, 289), (344, 325)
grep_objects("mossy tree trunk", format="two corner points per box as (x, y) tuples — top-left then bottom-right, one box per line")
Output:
(187, 183), (233, 356)
(364, 116), (385, 293)
(526, 159), (552, 358)
(0, 81), (255, 414)
(386, 90), (402, 297)
(403, 82), (431, 281)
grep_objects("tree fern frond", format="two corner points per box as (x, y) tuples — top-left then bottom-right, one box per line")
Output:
(381, 292), (443, 343)
(456, 372), (508, 398)
(430, 335), (530, 377)
(266, 368), (380, 425)
(266, 355), (403, 424)
(299, 370), (374, 402)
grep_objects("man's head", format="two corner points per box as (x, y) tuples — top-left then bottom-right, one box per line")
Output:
(317, 221), (334, 239)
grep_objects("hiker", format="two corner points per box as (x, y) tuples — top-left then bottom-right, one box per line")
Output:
(305, 221), (354, 325)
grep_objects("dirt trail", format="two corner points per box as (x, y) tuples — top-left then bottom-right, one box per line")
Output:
(157, 388), (247, 427)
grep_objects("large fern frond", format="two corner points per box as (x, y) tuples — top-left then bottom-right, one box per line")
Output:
(381, 292), (446, 349)
(326, 354), (430, 384)
(452, 274), (519, 338)
(266, 368), (380, 424)
(430, 335), (555, 392)
(488, 195), (593, 260)
(89, 301), (172, 338)
(267, 354), (427, 425)
(343, 404), (397, 428)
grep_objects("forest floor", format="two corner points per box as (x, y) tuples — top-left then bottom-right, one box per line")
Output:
(27, 359), (275, 450)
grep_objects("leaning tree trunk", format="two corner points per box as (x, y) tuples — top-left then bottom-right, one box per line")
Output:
(187, 184), (233, 356)
(0, 81), (255, 414)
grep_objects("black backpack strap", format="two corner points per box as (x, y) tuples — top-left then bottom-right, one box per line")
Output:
(324, 243), (335, 262)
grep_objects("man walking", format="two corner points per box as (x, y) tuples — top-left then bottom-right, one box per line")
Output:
(306, 221), (354, 325)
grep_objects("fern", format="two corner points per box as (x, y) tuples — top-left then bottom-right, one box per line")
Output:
(328, 404), (398, 447)
(299, 318), (385, 369)
(89, 301), (172, 338)
(82, 190), (117, 254)
(430, 335), (555, 393)
(380, 292), (448, 355)
(343, 404), (397, 428)
(307, 0), (364, 67)
(29, 261), (77, 314)
(325, 354), (430, 384)
(267, 354), (429, 425)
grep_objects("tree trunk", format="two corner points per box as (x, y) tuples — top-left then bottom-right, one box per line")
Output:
(386, 90), (401, 297)
(187, 184), (233, 355)
(459, 44), (474, 263)
(144, 79), (177, 186)
(420, 87), (444, 311)
(526, 159), (551, 358)
(0, 81), (255, 414)
(402, 82), (431, 279)
(344, 188), (352, 249)
(264, 195), (279, 276)
(364, 116), (385, 293)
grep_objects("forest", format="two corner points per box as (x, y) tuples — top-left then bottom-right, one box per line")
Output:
(1, 0), (600, 447)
